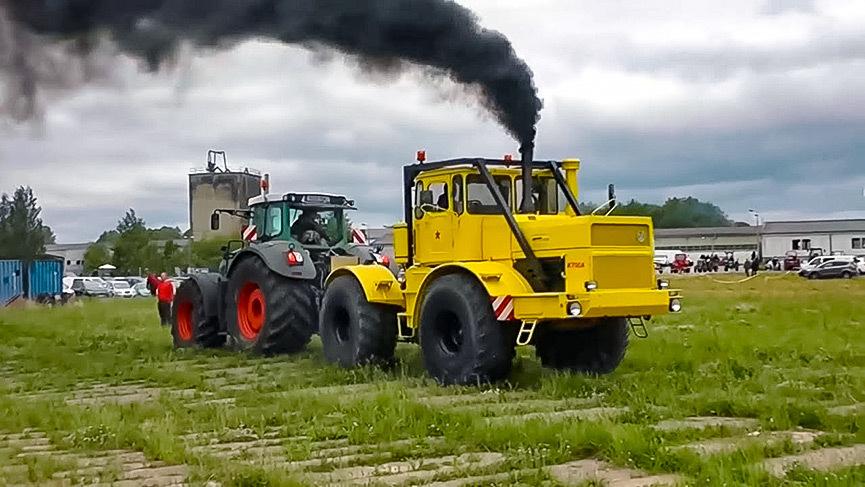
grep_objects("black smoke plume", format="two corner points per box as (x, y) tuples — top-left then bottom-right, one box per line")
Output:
(0, 0), (542, 146)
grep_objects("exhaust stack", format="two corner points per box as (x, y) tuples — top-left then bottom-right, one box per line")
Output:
(519, 143), (535, 213)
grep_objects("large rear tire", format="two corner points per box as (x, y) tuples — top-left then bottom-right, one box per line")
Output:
(535, 318), (629, 375)
(418, 274), (514, 386)
(171, 279), (223, 349)
(319, 275), (397, 368)
(226, 257), (316, 355)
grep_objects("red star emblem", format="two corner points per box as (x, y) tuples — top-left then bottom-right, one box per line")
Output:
(435, 231), (441, 239)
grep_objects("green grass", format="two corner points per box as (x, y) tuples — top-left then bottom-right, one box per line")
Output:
(0, 275), (864, 486)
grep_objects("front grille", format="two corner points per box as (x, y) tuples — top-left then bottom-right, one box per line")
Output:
(591, 224), (651, 247)
(593, 255), (654, 289)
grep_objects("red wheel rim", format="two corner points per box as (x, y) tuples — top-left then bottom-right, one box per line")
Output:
(237, 282), (266, 340)
(176, 301), (194, 341)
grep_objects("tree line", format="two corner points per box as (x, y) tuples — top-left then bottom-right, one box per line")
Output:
(83, 209), (225, 275)
(579, 196), (733, 228)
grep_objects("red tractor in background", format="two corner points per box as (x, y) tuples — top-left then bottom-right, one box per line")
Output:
(671, 253), (693, 274)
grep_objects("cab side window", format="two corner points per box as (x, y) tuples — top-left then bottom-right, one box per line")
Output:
(466, 175), (511, 214)
(452, 175), (464, 215)
(426, 182), (448, 212)
(265, 206), (283, 238)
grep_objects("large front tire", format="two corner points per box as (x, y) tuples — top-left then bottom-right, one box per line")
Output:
(226, 257), (316, 355)
(171, 279), (223, 349)
(535, 318), (629, 375)
(418, 274), (514, 386)
(319, 275), (397, 368)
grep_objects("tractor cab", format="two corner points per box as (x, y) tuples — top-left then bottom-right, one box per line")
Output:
(246, 192), (355, 250)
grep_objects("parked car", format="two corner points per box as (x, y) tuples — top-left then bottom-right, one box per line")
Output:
(800, 255), (862, 274)
(133, 282), (151, 297)
(121, 276), (146, 287)
(71, 279), (111, 297)
(799, 261), (858, 280)
(108, 280), (137, 298)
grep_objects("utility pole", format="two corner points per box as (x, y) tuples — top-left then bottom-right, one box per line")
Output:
(749, 209), (762, 260)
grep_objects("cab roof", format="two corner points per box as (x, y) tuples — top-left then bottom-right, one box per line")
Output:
(248, 192), (356, 209)
(404, 158), (563, 182)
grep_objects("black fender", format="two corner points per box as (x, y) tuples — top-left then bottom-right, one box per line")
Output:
(227, 241), (317, 281)
(186, 272), (223, 319)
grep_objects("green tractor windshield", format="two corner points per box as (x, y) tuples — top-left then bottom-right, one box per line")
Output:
(250, 194), (354, 248)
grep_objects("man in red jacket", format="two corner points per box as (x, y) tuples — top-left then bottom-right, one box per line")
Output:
(156, 272), (174, 326)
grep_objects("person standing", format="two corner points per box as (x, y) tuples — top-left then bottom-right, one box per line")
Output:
(156, 273), (174, 326)
(146, 271), (160, 296)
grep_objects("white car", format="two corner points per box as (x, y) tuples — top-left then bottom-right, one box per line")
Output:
(132, 282), (151, 297)
(800, 255), (864, 274)
(108, 280), (137, 298)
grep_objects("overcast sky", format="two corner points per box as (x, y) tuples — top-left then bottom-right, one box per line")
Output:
(2, 0), (865, 243)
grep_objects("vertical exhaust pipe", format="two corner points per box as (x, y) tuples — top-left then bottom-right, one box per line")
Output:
(519, 142), (535, 213)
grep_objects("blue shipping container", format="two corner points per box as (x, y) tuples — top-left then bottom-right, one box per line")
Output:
(28, 259), (63, 299)
(0, 260), (23, 305)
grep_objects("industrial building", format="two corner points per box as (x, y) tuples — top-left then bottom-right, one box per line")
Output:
(655, 219), (865, 259)
(188, 166), (261, 241)
(655, 226), (760, 259)
(761, 219), (865, 258)
(45, 243), (90, 276)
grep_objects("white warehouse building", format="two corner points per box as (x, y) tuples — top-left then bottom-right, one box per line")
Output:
(760, 219), (865, 258)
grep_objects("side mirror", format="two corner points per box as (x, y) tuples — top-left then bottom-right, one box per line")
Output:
(419, 190), (433, 205)
(210, 213), (220, 230)
(414, 206), (425, 220)
(608, 184), (616, 207)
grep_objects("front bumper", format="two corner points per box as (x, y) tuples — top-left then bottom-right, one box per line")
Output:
(511, 289), (679, 320)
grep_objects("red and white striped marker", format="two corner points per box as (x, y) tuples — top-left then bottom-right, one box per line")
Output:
(351, 226), (368, 245)
(241, 224), (258, 242)
(491, 295), (514, 321)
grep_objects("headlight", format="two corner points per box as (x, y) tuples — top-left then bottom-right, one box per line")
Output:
(568, 301), (582, 317)
(669, 298), (682, 313)
(658, 279), (669, 289)
(585, 281), (598, 291)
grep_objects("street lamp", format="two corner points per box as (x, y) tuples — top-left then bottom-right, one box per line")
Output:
(748, 209), (761, 226)
(749, 208), (762, 261)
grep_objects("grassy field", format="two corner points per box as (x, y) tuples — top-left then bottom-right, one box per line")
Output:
(0, 275), (864, 486)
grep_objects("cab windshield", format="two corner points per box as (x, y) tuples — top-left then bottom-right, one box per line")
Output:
(288, 208), (344, 246)
(516, 175), (562, 215)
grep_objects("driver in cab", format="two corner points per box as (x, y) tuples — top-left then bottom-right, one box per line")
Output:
(291, 210), (329, 245)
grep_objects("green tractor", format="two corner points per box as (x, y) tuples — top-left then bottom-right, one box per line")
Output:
(171, 184), (388, 355)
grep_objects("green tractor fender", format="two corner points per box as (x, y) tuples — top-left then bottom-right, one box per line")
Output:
(226, 240), (317, 281)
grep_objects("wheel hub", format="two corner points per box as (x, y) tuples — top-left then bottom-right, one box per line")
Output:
(334, 307), (351, 343)
(434, 310), (463, 355)
(237, 282), (266, 340)
(176, 301), (194, 341)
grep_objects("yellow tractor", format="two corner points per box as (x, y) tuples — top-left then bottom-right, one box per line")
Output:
(318, 153), (681, 385)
